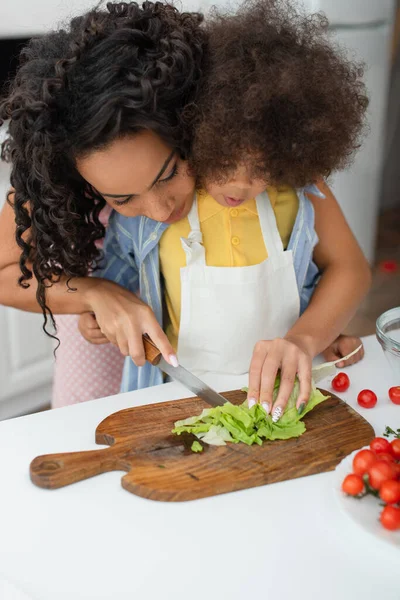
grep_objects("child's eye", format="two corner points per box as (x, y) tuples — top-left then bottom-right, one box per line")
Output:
(157, 162), (179, 185)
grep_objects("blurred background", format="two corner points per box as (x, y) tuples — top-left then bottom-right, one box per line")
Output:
(0, 0), (399, 419)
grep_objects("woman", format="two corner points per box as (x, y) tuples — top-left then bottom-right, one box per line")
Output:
(0, 1), (205, 405)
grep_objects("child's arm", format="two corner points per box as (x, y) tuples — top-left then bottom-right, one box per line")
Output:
(0, 198), (176, 366)
(247, 181), (371, 418)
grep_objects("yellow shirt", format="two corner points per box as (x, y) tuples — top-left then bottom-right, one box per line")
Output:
(159, 185), (299, 350)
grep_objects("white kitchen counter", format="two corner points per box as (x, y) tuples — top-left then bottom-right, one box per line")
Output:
(0, 335), (399, 600)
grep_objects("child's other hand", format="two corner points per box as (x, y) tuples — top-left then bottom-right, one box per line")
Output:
(247, 337), (312, 423)
(78, 312), (109, 345)
(322, 334), (364, 368)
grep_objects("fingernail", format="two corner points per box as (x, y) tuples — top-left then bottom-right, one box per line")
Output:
(272, 406), (283, 423)
(297, 402), (306, 415)
(169, 354), (179, 368)
(262, 402), (271, 414)
(248, 397), (257, 408)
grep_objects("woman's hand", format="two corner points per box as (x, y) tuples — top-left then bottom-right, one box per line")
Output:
(322, 334), (364, 367)
(83, 279), (177, 367)
(247, 336), (313, 422)
(78, 312), (109, 345)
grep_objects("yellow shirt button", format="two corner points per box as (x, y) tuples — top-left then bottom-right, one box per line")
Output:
(230, 208), (238, 217)
(231, 236), (240, 246)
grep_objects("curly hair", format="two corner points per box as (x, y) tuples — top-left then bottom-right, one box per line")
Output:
(0, 1), (205, 331)
(189, 0), (368, 188)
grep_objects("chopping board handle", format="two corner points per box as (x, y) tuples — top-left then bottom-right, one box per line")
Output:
(30, 446), (123, 489)
(143, 335), (162, 366)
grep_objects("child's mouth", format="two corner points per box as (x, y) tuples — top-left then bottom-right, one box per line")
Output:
(224, 196), (245, 207)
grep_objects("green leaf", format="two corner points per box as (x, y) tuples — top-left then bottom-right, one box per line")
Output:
(191, 441), (203, 453)
(173, 382), (329, 448)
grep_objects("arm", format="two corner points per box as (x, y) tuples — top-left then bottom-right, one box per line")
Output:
(0, 197), (97, 313)
(285, 179), (371, 355)
(0, 197), (175, 364)
(247, 181), (371, 418)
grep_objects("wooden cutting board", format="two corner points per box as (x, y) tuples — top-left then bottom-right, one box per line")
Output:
(30, 390), (374, 502)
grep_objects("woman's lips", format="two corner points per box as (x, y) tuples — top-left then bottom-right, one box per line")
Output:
(224, 196), (245, 207)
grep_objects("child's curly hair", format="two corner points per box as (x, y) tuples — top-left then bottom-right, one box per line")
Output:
(190, 0), (368, 188)
(0, 2), (205, 331)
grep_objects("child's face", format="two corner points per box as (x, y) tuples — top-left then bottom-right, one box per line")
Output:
(204, 164), (268, 208)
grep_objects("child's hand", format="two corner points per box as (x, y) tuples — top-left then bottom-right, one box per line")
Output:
(84, 279), (177, 367)
(247, 337), (312, 423)
(322, 334), (364, 368)
(78, 312), (109, 345)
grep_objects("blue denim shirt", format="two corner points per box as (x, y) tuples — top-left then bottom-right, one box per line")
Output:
(98, 184), (324, 392)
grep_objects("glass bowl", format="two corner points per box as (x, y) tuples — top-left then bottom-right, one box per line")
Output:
(376, 307), (400, 380)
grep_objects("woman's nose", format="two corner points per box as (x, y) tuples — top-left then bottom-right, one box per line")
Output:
(146, 194), (175, 222)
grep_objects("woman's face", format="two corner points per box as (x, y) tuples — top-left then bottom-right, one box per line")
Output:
(76, 131), (195, 223)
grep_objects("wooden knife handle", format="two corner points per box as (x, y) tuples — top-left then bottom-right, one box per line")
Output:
(142, 335), (162, 365)
(30, 446), (124, 490)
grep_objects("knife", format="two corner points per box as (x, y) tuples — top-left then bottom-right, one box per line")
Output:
(143, 336), (227, 407)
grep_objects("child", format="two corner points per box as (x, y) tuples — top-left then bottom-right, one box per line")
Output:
(86, 0), (370, 420)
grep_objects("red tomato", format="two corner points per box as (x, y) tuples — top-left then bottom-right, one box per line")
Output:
(388, 386), (400, 405)
(332, 372), (350, 393)
(370, 437), (392, 455)
(379, 452), (395, 464)
(391, 439), (400, 460)
(352, 449), (377, 476)
(380, 506), (400, 531)
(367, 460), (396, 490)
(342, 473), (364, 496)
(357, 389), (377, 409)
(393, 463), (400, 479)
(379, 480), (400, 504)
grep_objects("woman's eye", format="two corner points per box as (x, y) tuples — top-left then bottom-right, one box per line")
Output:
(158, 162), (179, 185)
(113, 195), (133, 207)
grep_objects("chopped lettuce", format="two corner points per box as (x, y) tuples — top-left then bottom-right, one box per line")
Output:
(173, 381), (328, 448)
(191, 441), (203, 453)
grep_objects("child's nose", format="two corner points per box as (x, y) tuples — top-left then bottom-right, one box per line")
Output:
(230, 170), (253, 188)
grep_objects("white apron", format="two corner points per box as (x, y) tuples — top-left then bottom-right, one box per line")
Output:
(177, 191), (300, 376)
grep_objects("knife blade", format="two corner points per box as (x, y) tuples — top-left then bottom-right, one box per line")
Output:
(143, 336), (227, 407)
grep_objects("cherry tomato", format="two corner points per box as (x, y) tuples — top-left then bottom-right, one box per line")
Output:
(379, 480), (400, 504)
(352, 449), (377, 476)
(367, 460), (396, 490)
(332, 372), (350, 393)
(370, 437), (392, 455)
(380, 505), (400, 531)
(342, 473), (364, 496)
(357, 389), (377, 409)
(391, 439), (400, 460)
(393, 463), (400, 479)
(379, 452), (395, 464)
(388, 386), (400, 405)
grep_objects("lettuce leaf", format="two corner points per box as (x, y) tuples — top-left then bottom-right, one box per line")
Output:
(172, 381), (328, 448)
(191, 441), (203, 453)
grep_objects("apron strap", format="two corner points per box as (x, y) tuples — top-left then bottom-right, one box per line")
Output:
(256, 190), (284, 259)
(181, 194), (206, 266)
